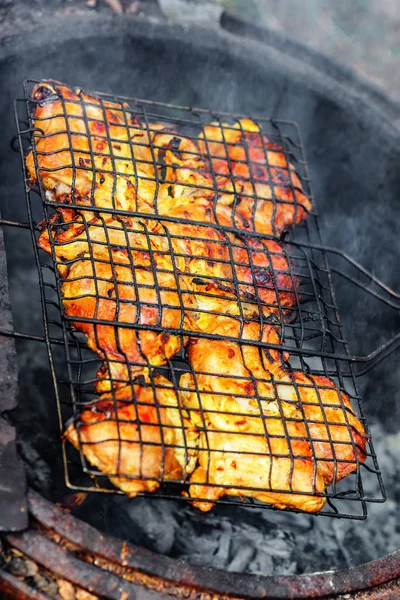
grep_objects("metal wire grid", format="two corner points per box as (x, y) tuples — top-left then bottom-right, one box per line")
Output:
(19, 79), (353, 357)
(8, 78), (389, 518)
(35, 212), (343, 352)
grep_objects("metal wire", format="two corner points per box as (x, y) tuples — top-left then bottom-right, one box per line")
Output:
(5, 78), (395, 518)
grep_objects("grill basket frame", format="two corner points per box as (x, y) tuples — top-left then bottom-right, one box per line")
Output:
(7, 78), (391, 519)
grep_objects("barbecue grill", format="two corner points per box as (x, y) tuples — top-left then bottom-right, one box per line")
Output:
(0, 2), (400, 599)
(10, 77), (389, 518)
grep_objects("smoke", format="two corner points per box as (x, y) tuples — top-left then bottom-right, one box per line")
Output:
(1, 13), (400, 577)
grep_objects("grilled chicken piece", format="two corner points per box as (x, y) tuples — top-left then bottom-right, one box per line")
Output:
(38, 209), (186, 391)
(198, 119), (312, 236)
(180, 321), (366, 512)
(26, 81), (211, 217)
(65, 376), (199, 496)
(38, 203), (298, 391)
(61, 249), (185, 393)
(277, 371), (367, 485)
(27, 81), (310, 239)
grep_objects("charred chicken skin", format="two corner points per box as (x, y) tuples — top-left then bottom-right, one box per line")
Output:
(27, 80), (366, 511)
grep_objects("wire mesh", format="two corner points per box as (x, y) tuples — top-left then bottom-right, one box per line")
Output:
(9, 78), (389, 518)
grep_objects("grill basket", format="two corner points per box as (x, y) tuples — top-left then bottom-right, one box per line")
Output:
(5, 78), (398, 519)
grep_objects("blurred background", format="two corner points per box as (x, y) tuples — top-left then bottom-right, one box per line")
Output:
(220, 0), (400, 102)
(1, 0), (398, 102)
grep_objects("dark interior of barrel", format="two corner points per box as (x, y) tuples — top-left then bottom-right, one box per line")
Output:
(1, 17), (400, 577)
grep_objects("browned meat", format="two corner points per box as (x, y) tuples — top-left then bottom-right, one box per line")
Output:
(65, 376), (199, 496)
(27, 81), (364, 511)
(198, 118), (312, 236)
